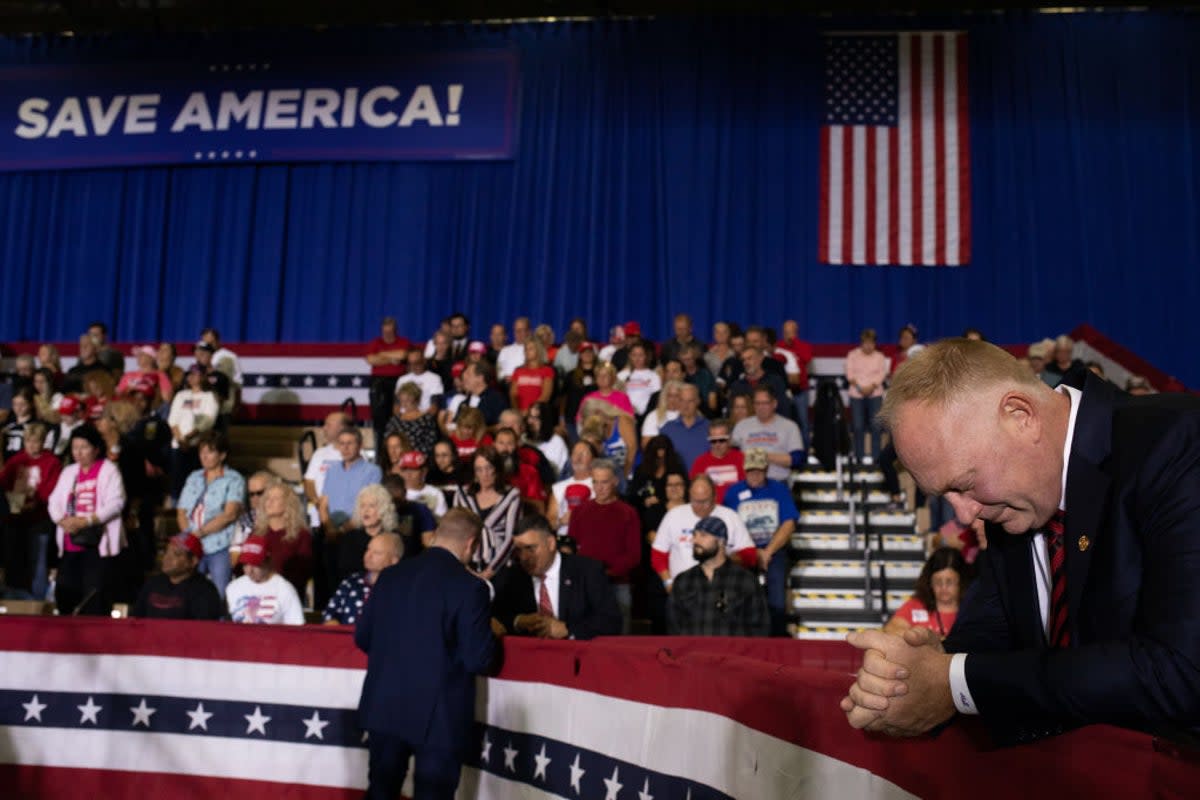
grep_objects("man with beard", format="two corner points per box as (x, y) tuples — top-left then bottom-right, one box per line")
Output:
(667, 515), (768, 637)
(492, 426), (546, 513)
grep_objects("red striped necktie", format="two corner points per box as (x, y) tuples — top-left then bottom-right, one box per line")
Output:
(538, 579), (555, 617)
(1046, 510), (1070, 647)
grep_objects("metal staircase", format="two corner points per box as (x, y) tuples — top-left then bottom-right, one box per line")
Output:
(788, 457), (924, 640)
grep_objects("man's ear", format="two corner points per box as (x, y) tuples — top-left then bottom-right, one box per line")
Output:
(999, 391), (1041, 440)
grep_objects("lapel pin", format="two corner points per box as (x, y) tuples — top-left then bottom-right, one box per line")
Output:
(1077, 535), (1090, 552)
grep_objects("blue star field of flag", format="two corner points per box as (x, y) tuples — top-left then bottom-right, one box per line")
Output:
(824, 35), (899, 126)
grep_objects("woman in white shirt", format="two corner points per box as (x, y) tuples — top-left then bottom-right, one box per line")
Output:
(166, 364), (219, 499)
(640, 379), (684, 448)
(617, 342), (661, 418)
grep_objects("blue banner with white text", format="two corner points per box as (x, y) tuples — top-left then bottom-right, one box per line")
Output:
(0, 49), (519, 170)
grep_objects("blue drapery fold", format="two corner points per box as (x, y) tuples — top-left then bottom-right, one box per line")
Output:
(1, 12), (1198, 384)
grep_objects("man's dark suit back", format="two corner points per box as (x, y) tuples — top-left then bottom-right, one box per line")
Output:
(492, 553), (622, 640)
(355, 547), (494, 756)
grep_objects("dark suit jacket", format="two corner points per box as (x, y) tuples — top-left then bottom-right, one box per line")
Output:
(492, 553), (622, 640)
(355, 547), (495, 755)
(945, 373), (1200, 744)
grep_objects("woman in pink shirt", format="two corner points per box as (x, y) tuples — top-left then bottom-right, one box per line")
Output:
(844, 328), (888, 464)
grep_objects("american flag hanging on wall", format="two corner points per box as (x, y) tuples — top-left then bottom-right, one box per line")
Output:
(819, 32), (970, 266)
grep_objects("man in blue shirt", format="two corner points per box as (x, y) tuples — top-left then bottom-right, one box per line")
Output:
(319, 427), (382, 536)
(661, 383), (710, 471)
(722, 448), (798, 636)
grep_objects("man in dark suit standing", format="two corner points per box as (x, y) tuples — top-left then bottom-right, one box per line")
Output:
(492, 513), (622, 640)
(840, 338), (1200, 744)
(355, 507), (495, 799)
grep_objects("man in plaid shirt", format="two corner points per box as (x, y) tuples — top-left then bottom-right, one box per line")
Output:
(667, 515), (768, 637)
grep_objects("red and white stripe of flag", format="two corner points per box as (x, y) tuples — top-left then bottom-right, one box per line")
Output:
(820, 32), (970, 266)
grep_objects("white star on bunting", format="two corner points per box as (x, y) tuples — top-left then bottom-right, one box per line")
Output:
(603, 766), (624, 800)
(77, 696), (102, 725)
(244, 705), (271, 735)
(186, 702), (213, 731)
(480, 734), (492, 764)
(638, 777), (655, 800)
(130, 698), (156, 727)
(303, 376), (315, 387)
(22, 694), (46, 722)
(326, 376), (338, 387)
(502, 742), (518, 771)
(302, 710), (330, 740)
(569, 753), (586, 795)
(255, 375), (267, 386)
(533, 743), (551, 781)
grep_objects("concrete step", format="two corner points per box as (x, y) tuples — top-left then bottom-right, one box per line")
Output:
(791, 589), (911, 611)
(792, 561), (923, 580)
(792, 532), (925, 553)
(791, 469), (886, 488)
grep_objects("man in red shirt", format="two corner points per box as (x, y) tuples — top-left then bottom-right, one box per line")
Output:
(689, 419), (745, 504)
(566, 458), (641, 632)
(778, 319), (814, 449)
(365, 317), (412, 441)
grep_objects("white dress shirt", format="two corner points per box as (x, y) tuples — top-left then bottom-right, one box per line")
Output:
(950, 383), (1081, 714)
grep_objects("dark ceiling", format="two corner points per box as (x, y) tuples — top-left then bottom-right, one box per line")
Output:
(0, 1), (1184, 35)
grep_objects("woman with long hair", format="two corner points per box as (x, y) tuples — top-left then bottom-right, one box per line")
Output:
(253, 482), (314, 600)
(884, 547), (971, 640)
(452, 446), (521, 579)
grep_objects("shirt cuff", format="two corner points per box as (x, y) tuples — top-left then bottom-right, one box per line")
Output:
(949, 653), (979, 715)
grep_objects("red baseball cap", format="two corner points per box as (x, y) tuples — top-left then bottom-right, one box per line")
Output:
(564, 483), (593, 509)
(169, 533), (204, 560)
(624, 321), (641, 336)
(238, 535), (270, 566)
(399, 451), (426, 469)
(57, 395), (81, 416)
(468, 340), (487, 355)
(451, 362), (467, 379)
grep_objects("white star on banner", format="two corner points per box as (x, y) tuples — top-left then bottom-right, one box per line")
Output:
(280, 376), (291, 386)
(326, 376), (338, 387)
(22, 694), (46, 722)
(351, 376), (363, 387)
(130, 698), (156, 727)
(502, 742), (518, 772)
(303, 376), (315, 387)
(533, 743), (551, 781)
(77, 696), (102, 725)
(638, 777), (654, 800)
(361, 731), (370, 743)
(603, 766), (623, 800)
(244, 705), (271, 735)
(480, 734), (492, 764)
(569, 753), (586, 795)
(302, 710), (329, 740)
(186, 702), (213, 731)
(255, 375), (267, 386)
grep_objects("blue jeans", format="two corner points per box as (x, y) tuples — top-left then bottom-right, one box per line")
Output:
(766, 548), (790, 637)
(791, 388), (811, 451)
(30, 521), (52, 601)
(850, 396), (883, 463)
(199, 549), (232, 598)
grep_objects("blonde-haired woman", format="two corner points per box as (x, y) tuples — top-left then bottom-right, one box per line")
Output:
(577, 361), (636, 422)
(510, 338), (555, 411)
(641, 379), (683, 447)
(254, 482), (313, 600)
(335, 484), (398, 585)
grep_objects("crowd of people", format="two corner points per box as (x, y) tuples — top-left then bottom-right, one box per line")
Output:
(0, 314), (1163, 637)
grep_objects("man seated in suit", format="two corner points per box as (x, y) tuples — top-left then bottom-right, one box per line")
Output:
(492, 513), (622, 640)
(841, 338), (1200, 745)
(356, 508), (496, 800)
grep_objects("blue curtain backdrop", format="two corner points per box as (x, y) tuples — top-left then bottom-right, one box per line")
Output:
(1, 11), (1198, 384)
